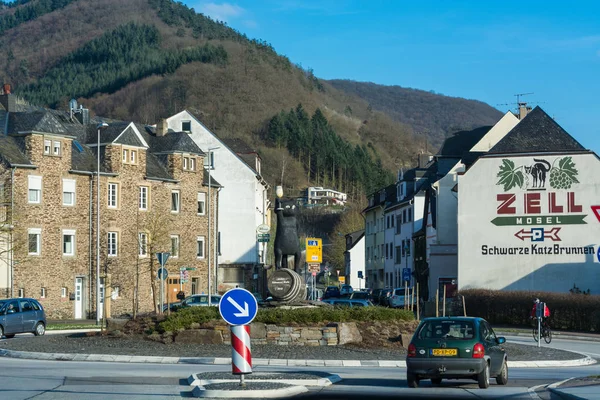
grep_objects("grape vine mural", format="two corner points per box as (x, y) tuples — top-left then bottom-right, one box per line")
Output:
(496, 157), (579, 191)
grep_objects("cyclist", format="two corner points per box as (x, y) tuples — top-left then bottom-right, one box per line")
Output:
(530, 298), (551, 329)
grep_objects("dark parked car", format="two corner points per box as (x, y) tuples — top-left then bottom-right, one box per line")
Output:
(321, 299), (374, 307)
(323, 286), (340, 299)
(371, 288), (383, 304)
(379, 288), (393, 307)
(0, 298), (46, 338)
(406, 317), (508, 389)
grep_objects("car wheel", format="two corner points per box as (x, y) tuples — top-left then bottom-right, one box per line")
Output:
(34, 322), (45, 336)
(407, 373), (419, 388)
(431, 378), (442, 385)
(0, 325), (3, 338)
(495, 360), (508, 385)
(478, 362), (490, 389)
(5, 334), (15, 338)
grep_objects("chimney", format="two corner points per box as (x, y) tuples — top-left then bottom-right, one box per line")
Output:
(0, 83), (16, 112)
(74, 105), (90, 125)
(156, 119), (168, 136)
(518, 102), (532, 120)
(418, 153), (432, 168)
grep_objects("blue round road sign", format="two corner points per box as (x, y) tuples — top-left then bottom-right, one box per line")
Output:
(157, 267), (168, 280)
(219, 288), (258, 326)
(597, 246), (600, 263)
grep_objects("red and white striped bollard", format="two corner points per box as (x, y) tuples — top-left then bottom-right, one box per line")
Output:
(231, 325), (252, 385)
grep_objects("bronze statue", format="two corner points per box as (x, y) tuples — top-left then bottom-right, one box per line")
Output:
(273, 196), (301, 272)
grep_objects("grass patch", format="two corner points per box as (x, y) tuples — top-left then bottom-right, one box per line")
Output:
(46, 324), (102, 330)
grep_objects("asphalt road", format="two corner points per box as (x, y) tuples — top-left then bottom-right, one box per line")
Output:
(1, 352), (598, 399)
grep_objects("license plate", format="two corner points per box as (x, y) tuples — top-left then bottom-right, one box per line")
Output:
(431, 348), (457, 356)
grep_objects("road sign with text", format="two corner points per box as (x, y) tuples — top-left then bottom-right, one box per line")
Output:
(306, 238), (322, 263)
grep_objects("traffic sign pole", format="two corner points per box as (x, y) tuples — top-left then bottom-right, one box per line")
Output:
(231, 325), (252, 380)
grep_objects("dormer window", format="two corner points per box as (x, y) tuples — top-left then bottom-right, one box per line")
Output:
(44, 140), (51, 155)
(53, 141), (61, 156)
(190, 157), (196, 171)
(122, 148), (137, 165)
(183, 157), (188, 170)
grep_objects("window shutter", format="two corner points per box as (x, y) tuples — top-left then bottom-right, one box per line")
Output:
(29, 175), (42, 190)
(63, 179), (76, 193)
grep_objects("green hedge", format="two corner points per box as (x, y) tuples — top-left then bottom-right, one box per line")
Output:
(157, 306), (414, 333)
(458, 289), (600, 331)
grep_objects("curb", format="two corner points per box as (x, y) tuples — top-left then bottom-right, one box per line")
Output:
(0, 347), (594, 368)
(187, 372), (342, 387)
(191, 383), (308, 398)
(547, 378), (588, 400)
(496, 331), (600, 343)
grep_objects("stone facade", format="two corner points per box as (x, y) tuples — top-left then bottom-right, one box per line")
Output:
(0, 118), (218, 319)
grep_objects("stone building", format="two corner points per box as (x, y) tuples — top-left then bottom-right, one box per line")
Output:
(0, 90), (219, 319)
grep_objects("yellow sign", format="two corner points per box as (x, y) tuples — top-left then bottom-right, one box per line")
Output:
(339, 276), (346, 284)
(306, 238), (322, 263)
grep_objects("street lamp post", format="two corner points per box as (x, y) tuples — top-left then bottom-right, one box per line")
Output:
(96, 122), (108, 325)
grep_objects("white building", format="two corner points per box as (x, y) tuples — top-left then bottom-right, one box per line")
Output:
(458, 107), (600, 293)
(344, 230), (365, 290)
(382, 163), (429, 290)
(306, 187), (347, 205)
(163, 111), (270, 293)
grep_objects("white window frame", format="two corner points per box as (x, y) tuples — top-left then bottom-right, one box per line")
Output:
(196, 236), (205, 259)
(171, 235), (180, 258)
(122, 149), (128, 163)
(138, 232), (148, 257)
(62, 229), (76, 256)
(53, 140), (61, 156)
(28, 228), (41, 255)
(107, 231), (118, 257)
(139, 186), (148, 210)
(190, 157), (196, 171)
(197, 192), (206, 215)
(40, 287), (46, 299)
(171, 190), (180, 213)
(18, 288), (24, 298)
(28, 175), (42, 204)
(108, 183), (118, 208)
(61, 287), (67, 298)
(183, 157), (188, 170)
(44, 139), (51, 155)
(62, 179), (76, 206)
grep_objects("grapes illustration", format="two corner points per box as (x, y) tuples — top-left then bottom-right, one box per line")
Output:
(549, 157), (579, 189)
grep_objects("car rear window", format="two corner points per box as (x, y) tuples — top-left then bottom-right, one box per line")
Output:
(417, 320), (475, 340)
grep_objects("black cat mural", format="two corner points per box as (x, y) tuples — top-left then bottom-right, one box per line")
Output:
(524, 159), (551, 188)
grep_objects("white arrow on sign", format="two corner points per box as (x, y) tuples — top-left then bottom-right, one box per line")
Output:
(227, 296), (249, 317)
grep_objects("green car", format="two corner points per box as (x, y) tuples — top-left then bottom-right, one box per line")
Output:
(406, 316), (508, 389)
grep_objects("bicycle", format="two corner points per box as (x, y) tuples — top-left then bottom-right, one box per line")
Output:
(532, 318), (552, 344)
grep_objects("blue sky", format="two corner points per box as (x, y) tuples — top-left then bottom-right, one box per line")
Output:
(185, 1), (600, 154)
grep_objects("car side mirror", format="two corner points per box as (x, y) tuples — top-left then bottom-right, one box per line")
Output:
(497, 337), (506, 344)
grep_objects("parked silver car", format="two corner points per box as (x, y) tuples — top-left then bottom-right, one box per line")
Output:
(164, 294), (222, 311)
(0, 298), (46, 338)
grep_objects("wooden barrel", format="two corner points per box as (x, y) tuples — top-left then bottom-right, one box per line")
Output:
(268, 268), (306, 303)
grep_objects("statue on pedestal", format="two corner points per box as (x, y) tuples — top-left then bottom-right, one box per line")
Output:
(267, 186), (306, 303)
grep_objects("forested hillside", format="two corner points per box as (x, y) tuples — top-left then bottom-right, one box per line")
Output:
(328, 79), (503, 150)
(0, 0), (501, 199)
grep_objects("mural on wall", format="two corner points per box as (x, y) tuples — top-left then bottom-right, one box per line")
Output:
(481, 156), (594, 256)
(496, 156), (579, 191)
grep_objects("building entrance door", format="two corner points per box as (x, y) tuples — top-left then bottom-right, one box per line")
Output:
(74, 277), (84, 319)
(167, 277), (180, 303)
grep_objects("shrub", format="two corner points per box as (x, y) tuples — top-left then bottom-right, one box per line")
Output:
(458, 289), (600, 332)
(157, 305), (414, 332)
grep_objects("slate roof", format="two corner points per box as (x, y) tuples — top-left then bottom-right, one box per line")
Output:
(0, 135), (32, 166)
(437, 126), (492, 157)
(8, 111), (71, 136)
(202, 168), (222, 188)
(345, 229), (365, 251)
(489, 107), (586, 154)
